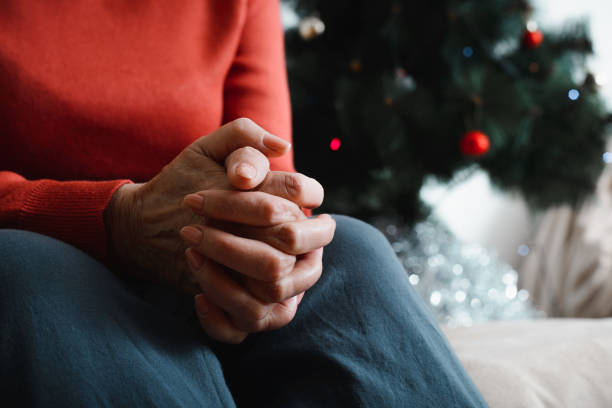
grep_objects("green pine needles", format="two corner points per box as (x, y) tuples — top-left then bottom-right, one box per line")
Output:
(284, 0), (611, 222)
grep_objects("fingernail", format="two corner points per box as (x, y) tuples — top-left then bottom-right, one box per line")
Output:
(184, 194), (204, 210)
(181, 226), (203, 245)
(195, 294), (208, 316)
(186, 248), (204, 270)
(235, 163), (257, 180)
(262, 133), (291, 152)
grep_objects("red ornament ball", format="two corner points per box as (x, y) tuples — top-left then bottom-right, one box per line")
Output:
(522, 30), (544, 49)
(330, 137), (341, 151)
(460, 130), (490, 157)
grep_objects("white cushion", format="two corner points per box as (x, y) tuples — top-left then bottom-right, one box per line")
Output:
(444, 319), (612, 407)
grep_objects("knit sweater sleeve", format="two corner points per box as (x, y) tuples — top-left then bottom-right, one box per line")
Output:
(222, 0), (295, 174)
(0, 171), (131, 260)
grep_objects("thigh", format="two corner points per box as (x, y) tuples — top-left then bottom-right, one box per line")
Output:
(216, 215), (488, 407)
(0, 229), (235, 408)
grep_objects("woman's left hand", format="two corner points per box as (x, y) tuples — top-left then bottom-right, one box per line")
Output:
(181, 186), (336, 344)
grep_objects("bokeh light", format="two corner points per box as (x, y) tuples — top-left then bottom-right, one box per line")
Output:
(568, 89), (580, 100)
(330, 137), (341, 151)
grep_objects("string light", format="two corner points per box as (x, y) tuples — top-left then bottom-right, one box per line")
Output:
(526, 20), (539, 32)
(568, 89), (580, 101)
(462, 46), (474, 58)
(409, 274), (420, 285)
(430, 291), (442, 306)
(603, 152), (612, 163)
(517, 244), (530, 257)
(595, 74), (608, 86)
(298, 16), (325, 41)
(330, 137), (341, 151)
(505, 286), (518, 299)
(377, 219), (541, 326)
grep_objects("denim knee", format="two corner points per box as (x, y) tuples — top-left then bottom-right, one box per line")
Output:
(330, 215), (388, 247)
(325, 215), (408, 289)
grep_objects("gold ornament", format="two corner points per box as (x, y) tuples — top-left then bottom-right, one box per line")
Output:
(350, 59), (363, 72)
(528, 62), (539, 73)
(299, 16), (325, 41)
(471, 95), (483, 106)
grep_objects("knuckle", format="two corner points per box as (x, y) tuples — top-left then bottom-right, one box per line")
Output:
(265, 253), (295, 281)
(241, 145), (258, 156)
(243, 302), (268, 324)
(265, 280), (288, 303)
(278, 224), (301, 252)
(300, 264), (321, 292)
(228, 118), (257, 142)
(275, 307), (297, 329)
(230, 117), (254, 134)
(283, 173), (304, 200)
(260, 200), (283, 223)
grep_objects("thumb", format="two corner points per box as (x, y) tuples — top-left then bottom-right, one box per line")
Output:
(190, 118), (291, 164)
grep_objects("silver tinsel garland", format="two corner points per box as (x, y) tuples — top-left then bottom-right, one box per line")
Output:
(376, 218), (544, 327)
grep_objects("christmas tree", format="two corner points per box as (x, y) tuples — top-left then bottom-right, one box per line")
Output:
(284, 0), (611, 222)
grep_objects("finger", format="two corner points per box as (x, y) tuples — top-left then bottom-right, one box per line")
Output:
(180, 224), (296, 281)
(194, 293), (248, 344)
(257, 172), (324, 209)
(187, 249), (297, 333)
(183, 190), (307, 226)
(218, 214), (336, 255)
(245, 248), (324, 303)
(259, 295), (300, 331)
(225, 147), (270, 191)
(188, 249), (272, 329)
(189, 118), (291, 163)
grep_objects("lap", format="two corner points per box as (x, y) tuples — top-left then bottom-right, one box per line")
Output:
(0, 229), (235, 408)
(216, 215), (487, 407)
(0, 218), (487, 407)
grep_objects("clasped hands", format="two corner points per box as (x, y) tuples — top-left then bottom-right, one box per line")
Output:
(106, 118), (336, 344)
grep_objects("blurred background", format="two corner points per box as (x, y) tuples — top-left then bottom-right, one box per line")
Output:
(420, 0), (612, 269)
(282, 0), (612, 325)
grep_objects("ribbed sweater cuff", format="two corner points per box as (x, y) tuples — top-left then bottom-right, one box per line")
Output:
(18, 179), (132, 261)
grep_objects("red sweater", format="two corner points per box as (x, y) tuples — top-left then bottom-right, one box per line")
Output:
(0, 1), (294, 260)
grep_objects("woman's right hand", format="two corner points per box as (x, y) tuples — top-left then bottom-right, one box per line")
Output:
(104, 118), (335, 342)
(105, 118), (298, 290)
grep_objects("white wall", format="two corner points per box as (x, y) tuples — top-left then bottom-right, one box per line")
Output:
(536, 0), (612, 104)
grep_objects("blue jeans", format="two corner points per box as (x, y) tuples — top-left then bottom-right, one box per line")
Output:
(0, 216), (487, 407)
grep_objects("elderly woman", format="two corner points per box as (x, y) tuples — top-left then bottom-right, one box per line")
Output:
(0, 1), (487, 406)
